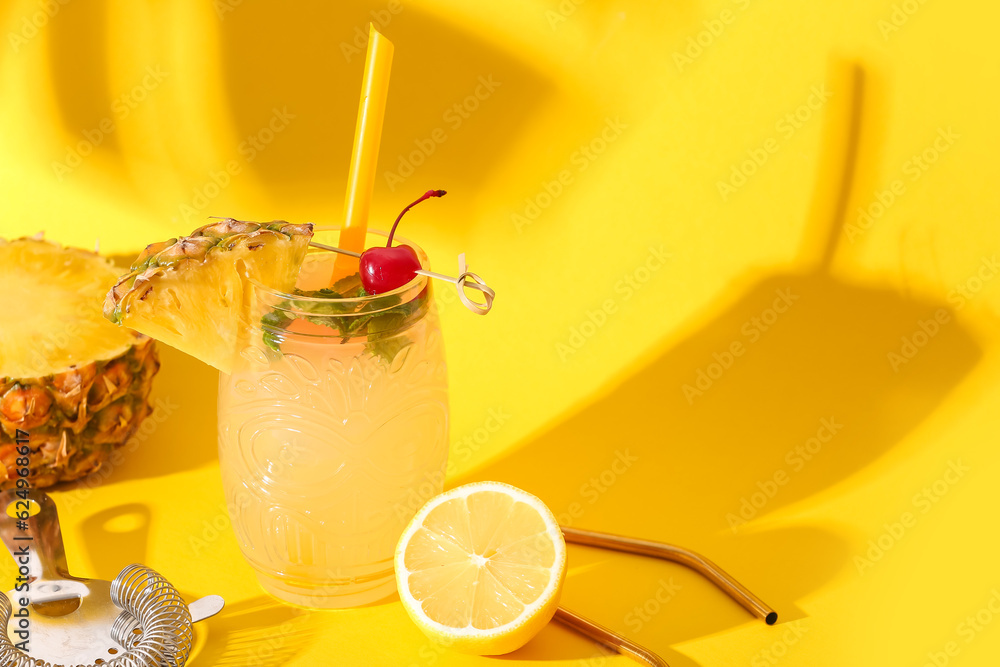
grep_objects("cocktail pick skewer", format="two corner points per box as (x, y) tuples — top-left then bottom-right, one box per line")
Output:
(309, 241), (495, 315)
(204, 218), (495, 313)
(553, 527), (778, 667)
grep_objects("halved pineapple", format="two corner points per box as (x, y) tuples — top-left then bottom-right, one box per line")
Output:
(0, 238), (159, 489)
(104, 219), (313, 373)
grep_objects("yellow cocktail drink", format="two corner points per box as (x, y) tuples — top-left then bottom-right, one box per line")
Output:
(217, 231), (448, 608)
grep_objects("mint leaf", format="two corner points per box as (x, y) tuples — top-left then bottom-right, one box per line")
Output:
(332, 274), (364, 298)
(262, 329), (284, 352)
(259, 273), (427, 360)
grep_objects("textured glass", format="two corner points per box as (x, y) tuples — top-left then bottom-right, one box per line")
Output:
(217, 246), (448, 609)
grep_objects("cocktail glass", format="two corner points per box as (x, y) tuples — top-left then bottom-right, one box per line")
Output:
(217, 228), (449, 608)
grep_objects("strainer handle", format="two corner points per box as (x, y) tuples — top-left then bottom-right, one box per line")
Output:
(0, 489), (71, 582)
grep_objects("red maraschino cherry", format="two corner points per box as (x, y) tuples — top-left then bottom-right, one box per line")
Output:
(360, 189), (446, 294)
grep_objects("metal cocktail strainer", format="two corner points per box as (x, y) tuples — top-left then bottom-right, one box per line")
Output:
(0, 489), (224, 666)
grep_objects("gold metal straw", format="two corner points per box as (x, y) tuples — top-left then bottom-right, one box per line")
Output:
(562, 527), (777, 624)
(554, 607), (669, 667)
(555, 526), (777, 666)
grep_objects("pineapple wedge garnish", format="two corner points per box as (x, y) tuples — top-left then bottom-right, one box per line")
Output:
(104, 219), (313, 373)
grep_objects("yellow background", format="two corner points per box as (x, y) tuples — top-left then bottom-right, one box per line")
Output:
(2, 0), (999, 665)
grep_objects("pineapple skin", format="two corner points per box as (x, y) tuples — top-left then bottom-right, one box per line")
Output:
(0, 334), (159, 490)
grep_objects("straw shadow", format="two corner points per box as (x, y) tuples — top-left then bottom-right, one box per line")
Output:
(454, 62), (982, 655)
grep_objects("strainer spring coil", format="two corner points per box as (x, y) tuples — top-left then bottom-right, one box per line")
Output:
(0, 564), (194, 667)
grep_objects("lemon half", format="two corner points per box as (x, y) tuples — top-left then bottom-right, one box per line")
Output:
(394, 481), (567, 655)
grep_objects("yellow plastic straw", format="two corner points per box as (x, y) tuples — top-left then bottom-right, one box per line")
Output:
(333, 24), (394, 282)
